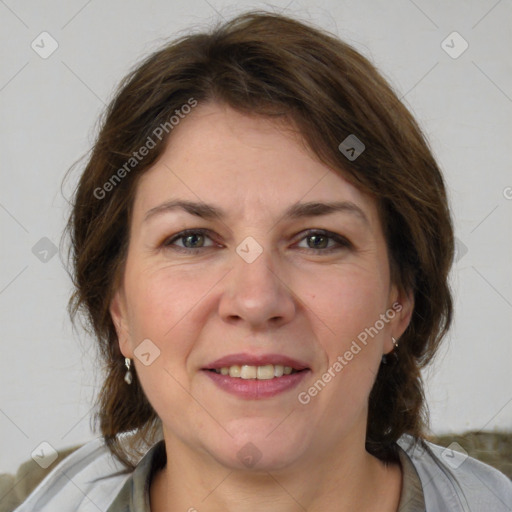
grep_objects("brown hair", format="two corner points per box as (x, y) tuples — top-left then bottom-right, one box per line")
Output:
(65, 10), (454, 469)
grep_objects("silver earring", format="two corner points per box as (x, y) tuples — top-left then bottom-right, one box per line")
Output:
(382, 336), (399, 365)
(124, 357), (133, 385)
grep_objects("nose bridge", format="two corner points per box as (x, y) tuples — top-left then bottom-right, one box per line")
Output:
(218, 234), (296, 328)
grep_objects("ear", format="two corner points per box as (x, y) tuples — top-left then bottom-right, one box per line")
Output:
(109, 287), (133, 358)
(384, 285), (414, 354)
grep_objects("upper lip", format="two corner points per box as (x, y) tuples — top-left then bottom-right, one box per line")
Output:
(203, 353), (310, 371)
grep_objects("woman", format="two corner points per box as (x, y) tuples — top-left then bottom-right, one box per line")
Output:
(13, 10), (512, 512)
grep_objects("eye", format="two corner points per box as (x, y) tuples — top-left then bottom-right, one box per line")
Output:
(162, 228), (217, 253)
(295, 229), (352, 253)
(161, 228), (352, 254)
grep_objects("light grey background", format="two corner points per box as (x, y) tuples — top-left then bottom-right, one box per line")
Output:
(1, 0), (511, 473)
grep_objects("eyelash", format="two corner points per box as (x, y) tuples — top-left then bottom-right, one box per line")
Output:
(161, 228), (352, 254)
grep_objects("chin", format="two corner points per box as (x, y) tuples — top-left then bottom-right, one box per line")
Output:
(210, 421), (309, 472)
(214, 444), (305, 473)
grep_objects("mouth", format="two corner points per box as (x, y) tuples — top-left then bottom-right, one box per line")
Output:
(201, 353), (311, 399)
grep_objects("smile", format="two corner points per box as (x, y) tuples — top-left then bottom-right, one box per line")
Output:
(202, 367), (309, 399)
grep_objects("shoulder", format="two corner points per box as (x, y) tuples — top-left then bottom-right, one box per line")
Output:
(12, 438), (132, 512)
(398, 434), (512, 512)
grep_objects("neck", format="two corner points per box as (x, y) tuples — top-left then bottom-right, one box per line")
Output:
(150, 431), (402, 512)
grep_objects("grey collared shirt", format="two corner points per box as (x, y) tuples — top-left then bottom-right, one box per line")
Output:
(14, 434), (512, 511)
(106, 441), (166, 512)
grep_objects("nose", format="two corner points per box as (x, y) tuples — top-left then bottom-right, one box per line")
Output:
(218, 242), (297, 331)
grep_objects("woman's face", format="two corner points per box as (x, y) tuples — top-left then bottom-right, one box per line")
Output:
(111, 102), (413, 471)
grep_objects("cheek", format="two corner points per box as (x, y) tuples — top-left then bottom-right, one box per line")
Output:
(314, 270), (389, 388)
(294, 270), (387, 430)
(124, 263), (212, 342)
(122, 266), (209, 413)
(301, 264), (389, 343)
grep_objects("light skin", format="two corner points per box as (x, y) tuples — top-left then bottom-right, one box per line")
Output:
(110, 102), (414, 511)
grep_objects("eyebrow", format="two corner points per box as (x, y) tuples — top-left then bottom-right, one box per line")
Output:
(143, 199), (369, 226)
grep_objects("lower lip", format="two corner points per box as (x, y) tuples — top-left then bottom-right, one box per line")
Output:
(202, 370), (310, 399)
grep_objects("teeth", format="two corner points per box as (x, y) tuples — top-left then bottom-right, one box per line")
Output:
(213, 364), (298, 379)
(229, 365), (241, 377)
(257, 365), (274, 380)
(274, 365), (284, 377)
(240, 365), (257, 379)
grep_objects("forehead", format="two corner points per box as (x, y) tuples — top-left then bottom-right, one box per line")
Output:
(132, 103), (379, 228)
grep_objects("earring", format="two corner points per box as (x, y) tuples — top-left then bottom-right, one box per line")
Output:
(124, 357), (133, 385)
(382, 336), (399, 365)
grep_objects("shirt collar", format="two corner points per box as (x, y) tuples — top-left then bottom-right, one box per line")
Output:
(105, 440), (166, 512)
